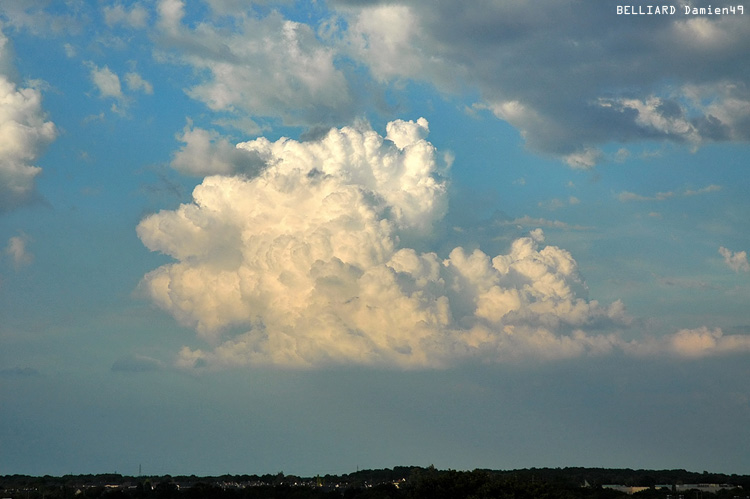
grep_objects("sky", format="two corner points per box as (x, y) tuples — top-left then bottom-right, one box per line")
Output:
(1, 0), (750, 478)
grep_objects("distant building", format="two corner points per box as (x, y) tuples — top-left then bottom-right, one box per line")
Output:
(675, 484), (737, 493)
(602, 485), (651, 494)
(603, 484), (739, 495)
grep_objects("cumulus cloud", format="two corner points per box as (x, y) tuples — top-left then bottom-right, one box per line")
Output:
(138, 119), (636, 369)
(154, 0), (353, 129)
(0, 29), (57, 213)
(668, 327), (747, 357)
(719, 246), (750, 273)
(628, 327), (750, 358)
(138, 118), (750, 369)
(337, 0), (750, 165)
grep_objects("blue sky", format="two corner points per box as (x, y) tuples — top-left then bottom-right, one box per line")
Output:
(1, 0), (749, 477)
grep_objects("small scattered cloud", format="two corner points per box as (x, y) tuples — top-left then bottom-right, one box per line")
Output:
(538, 196), (580, 211)
(63, 43), (76, 58)
(103, 2), (149, 29)
(619, 327), (750, 359)
(86, 62), (153, 113)
(685, 184), (722, 196)
(88, 63), (123, 99)
(719, 246), (750, 273)
(614, 148), (630, 163)
(125, 71), (153, 94)
(0, 0), (85, 36)
(170, 121), (264, 177)
(618, 190), (674, 202)
(564, 148), (603, 170)
(538, 198), (566, 211)
(5, 233), (33, 268)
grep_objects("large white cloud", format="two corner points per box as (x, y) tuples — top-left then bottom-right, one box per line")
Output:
(0, 28), (56, 212)
(138, 118), (750, 368)
(137, 119), (638, 369)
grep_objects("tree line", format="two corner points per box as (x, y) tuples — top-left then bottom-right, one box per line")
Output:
(2, 467), (748, 499)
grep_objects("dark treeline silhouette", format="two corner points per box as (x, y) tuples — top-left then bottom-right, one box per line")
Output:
(2, 467), (748, 499)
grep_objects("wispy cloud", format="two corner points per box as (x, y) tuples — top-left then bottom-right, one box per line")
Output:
(125, 72), (153, 94)
(656, 276), (718, 290)
(499, 216), (592, 231)
(538, 197), (580, 211)
(111, 354), (165, 373)
(617, 184), (721, 202)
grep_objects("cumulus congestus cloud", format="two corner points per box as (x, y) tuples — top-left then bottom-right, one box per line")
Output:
(137, 119), (638, 369)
